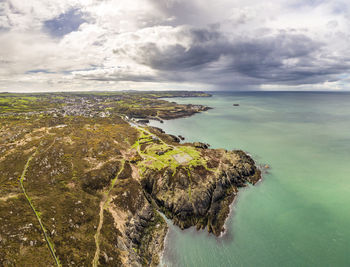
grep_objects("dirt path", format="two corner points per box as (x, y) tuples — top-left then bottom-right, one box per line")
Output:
(19, 150), (62, 267)
(92, 160), (125, 267)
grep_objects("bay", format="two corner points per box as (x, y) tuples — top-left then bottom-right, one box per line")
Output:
(149, 91), (350, 267)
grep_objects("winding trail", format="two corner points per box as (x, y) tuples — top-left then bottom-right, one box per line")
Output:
(19, 150), (62, 267)
(92, 159), (125, 267)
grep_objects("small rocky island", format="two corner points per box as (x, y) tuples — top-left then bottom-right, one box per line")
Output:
(0, 91), (261, 266)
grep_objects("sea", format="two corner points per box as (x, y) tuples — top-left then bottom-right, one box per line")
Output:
(148, 91), (350, 267)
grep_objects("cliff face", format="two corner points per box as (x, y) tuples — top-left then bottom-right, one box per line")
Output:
(0, 113), (261, 267)
(104, 167), (168, 267)
(114, 198), (168, 267)
(113, 148), (261, 266)
(140, 149), (261, 236)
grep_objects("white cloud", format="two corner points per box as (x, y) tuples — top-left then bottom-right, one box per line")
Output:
(1, 0), (350, 91)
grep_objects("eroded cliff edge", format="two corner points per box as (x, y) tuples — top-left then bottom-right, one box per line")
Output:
(0, 91), (261, 267)
(141, 149), (261, 236)
(114, 125), (262, 266)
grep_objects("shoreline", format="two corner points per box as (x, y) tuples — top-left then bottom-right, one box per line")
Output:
(0, 91), (262, 266)
(140, 103), (263, 265)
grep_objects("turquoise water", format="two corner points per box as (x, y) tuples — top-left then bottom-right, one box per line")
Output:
(150, 92), (350, 267)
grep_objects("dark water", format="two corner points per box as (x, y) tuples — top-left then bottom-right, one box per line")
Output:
(149, 92), (350, 267)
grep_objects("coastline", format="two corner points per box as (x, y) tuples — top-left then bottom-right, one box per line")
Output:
(4, 91), (350, 266)
(0, 91), (261, 266)
(140, 103), (262, 265)
(142, 91), (350, 267)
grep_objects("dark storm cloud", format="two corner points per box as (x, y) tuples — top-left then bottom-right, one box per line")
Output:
(223, 33), (350, 85)
(114, 25), (350, 88)
(127, 29), (225, 71)
(2, 0), (350, 91)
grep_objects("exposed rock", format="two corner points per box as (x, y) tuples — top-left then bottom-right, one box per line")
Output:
(111, 176), (167, 266)
(140, 149), (261, 236)
(137, 119), (150, 124)
(193, 142), (210, 149)
(168, 135), (180, 143)
(178, 135), (185, 140)
(149, 126), (165, 134)
(105, 148), (259, 265)
(123, 198), (168, 266)
(0, 93), (261, 266)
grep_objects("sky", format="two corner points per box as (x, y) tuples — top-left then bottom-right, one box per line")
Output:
(1, 0), (350, 92)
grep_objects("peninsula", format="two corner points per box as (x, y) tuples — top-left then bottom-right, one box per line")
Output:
(0, 91), (261, 266)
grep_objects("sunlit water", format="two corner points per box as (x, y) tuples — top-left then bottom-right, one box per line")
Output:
(149, 92), (350, 267)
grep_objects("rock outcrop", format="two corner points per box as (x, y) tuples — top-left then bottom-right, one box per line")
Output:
(109, 175), (168, 267)
(113, 148), (261, 266)
(140, 149), (261, 236)
(123, 203), (167, 266)
(193, 142), (210, 149)
(0, 92), (263, 267)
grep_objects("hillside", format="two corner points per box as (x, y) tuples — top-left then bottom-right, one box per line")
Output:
(0, 92), (260, 266)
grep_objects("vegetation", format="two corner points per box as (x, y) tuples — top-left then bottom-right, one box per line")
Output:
(133, 128), (208, 174)
(0, 91), (260, 266)
(0, 91), (210, 266)
(0, 91), (211, 119)
(19, 150), (61, 266)
(92, 160), (125, 267)
(0, 114), (135, 265)
(0, 95), (59, 114)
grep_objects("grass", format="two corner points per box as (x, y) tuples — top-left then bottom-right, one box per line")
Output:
(19, 150), (62, 267)
(0, 90), (211, 265)
(0, 95), (60, 114)
(133, 128), (208, 174)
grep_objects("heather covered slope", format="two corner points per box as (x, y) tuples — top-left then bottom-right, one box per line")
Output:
(0, 92), (260, 266)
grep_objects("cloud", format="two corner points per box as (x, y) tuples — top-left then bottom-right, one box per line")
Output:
(1, 0), (350, 91)
(110, 25), (350, 89)
(113, 26), (225, 71)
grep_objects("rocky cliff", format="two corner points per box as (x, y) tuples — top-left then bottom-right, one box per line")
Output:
(0, 107), (261, 267)
(140, 149), (261, 237)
